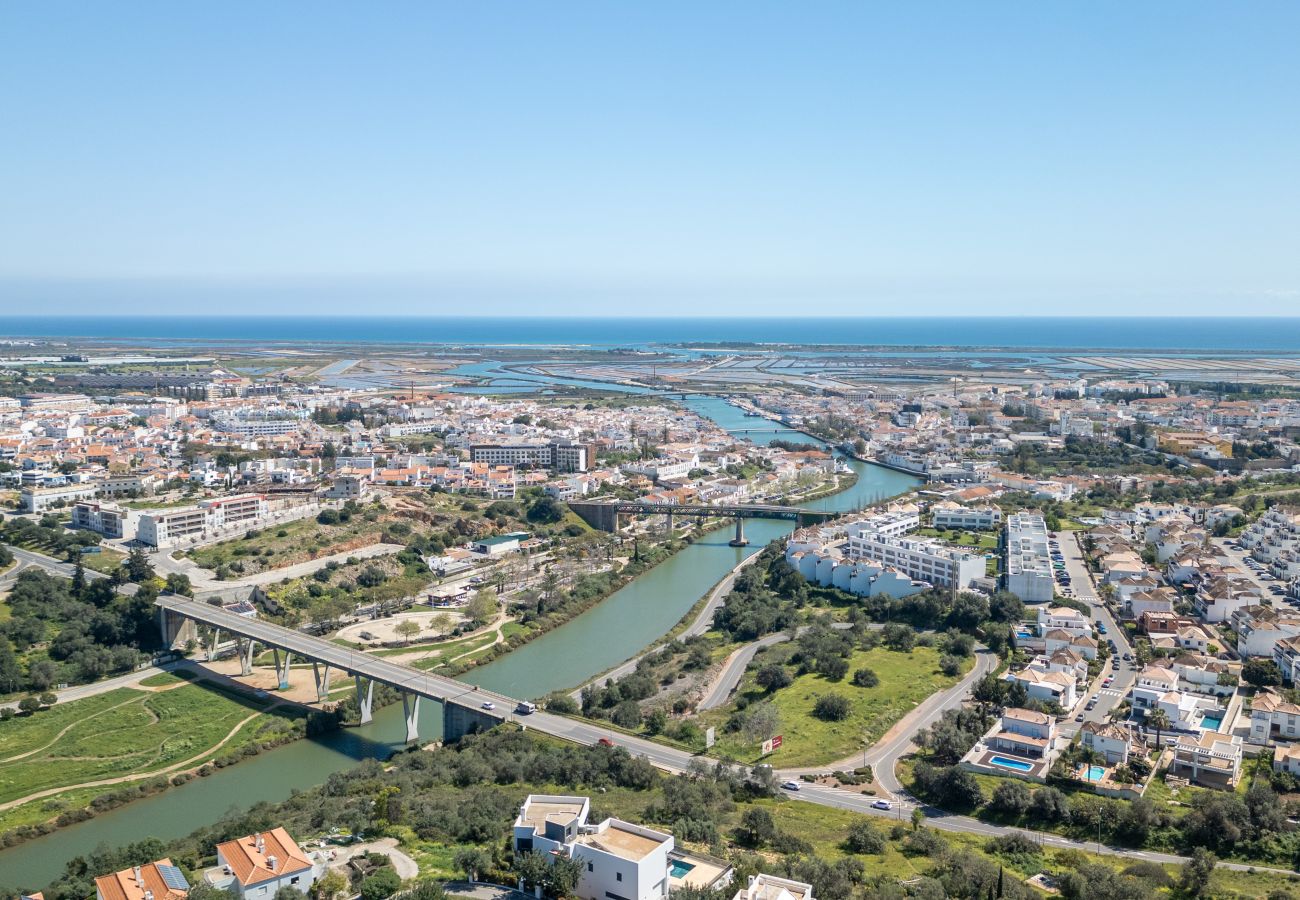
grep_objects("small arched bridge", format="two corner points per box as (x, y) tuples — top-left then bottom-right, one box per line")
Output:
(567, 500), (836, 546)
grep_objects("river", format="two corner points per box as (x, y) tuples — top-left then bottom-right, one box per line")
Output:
(1, 396), (917, 888)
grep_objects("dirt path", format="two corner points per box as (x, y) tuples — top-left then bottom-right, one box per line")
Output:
(377, 610), (509, 666)
(0, 696), (143, 765)
(0, 704), (273, 812)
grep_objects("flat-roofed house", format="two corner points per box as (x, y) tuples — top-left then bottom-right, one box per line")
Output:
(1169, 732), (1242, 790)
(570, 819), (674, 900)
(732, 874), (815, 900)
(95, 860), (189, 900)
(513, 794), (674, 900)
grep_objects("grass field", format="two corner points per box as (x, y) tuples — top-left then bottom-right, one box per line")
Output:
(186, 513), (387, 575)
(702, 645), (972, 767)
(78, 547), (126, 575)
(0, 681), (294, 809)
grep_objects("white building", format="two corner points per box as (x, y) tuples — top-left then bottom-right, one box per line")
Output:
(932, 502), (1002, 531)
(136, 494), (269, 548)
(846, 532), (984, 589)
(71, 500), (138, 541)
(20, 482), (100, 513)
(512, 795), (673, 900)
(731, 875), (814, 900)
(1004, 513), (1054, 604)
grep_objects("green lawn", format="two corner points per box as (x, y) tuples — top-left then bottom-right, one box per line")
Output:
(79, 547), (126, 575)
(0, 682), (296, 808)
(917, 527), (1000, 550)
(702, 645), (972, 767)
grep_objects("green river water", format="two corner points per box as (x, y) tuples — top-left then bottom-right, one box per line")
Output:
(1, 395), (918, 888)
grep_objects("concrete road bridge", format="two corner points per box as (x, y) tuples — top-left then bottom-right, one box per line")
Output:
(155, 595), (510, 742)
(567, 499), (837, 545)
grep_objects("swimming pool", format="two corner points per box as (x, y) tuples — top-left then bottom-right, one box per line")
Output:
(1201, 715), (1223, 731)
(669, 861), (696, 879)
(1083, 765), (1106, 782)
(990, 756), (1034, 772)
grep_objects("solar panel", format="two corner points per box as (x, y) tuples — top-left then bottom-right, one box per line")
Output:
(157, 865), (190, 892)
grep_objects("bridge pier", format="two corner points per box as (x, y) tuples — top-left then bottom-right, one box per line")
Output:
(665, 510), (673, 534)
(355, 676), (375, 725)
(206, 627), (222, 662)
(156, 608), (197, 651)
(729, 517), (748, 547)
(402, 692), (420, 743)
(312, 662), (332, 702)
(442, 698), (504, 742)
(239, 638), (255, 676)
(273, 648), (292, 690)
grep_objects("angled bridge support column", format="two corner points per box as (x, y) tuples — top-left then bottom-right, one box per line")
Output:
(272, 648), (292, 690)
(239, 638), (256, 676)
(355, 675), (375, 725)
(312, 662), (332, 702)
(402, 692), (421, 743)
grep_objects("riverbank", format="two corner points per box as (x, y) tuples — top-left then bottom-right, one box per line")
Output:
(0, 392), (920, 887)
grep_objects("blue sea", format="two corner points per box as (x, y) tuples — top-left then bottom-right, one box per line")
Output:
(1, 316), (1299, 352)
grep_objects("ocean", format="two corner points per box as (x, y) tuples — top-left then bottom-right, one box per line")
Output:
(1, 316), (1299, 352)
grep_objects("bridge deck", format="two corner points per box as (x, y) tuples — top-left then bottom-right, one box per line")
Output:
(155, 596), (515, 711)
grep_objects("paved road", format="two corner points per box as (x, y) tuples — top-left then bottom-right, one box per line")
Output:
(0, 659), (182, 713)
(2, 545), (138, 595)
(855, 647), (1000, 791)
(698, 632), (792, 710)
(1055, 532), (1137, 740)
(14, 541), (1299, 876)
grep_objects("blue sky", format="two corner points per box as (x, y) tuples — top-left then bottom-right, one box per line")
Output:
(1, 2), (1297, 316)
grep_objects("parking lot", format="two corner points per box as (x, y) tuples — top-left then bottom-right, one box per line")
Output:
(1214, 537), (1295, 608)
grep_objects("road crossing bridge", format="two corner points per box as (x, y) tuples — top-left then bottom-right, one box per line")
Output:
(567, 499), (837, 546)
(155, 596), (509, 742)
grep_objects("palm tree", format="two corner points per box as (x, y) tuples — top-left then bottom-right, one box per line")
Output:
(1147, 708), (1171, 750)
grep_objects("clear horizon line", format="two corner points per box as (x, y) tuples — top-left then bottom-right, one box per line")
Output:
(3, 313), (1300, 320)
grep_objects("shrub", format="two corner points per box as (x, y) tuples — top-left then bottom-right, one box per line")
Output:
(851, 667), (879, 688)
(845, 819), (886, 854)
(813, 694), (851, 721)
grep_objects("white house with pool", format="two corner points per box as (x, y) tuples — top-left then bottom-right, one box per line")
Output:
(512, 794), (732, 900)
(960, 707), (1061, 782)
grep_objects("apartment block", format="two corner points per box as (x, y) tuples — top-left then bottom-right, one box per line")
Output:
(846, 532), (984, 589)
(932, 502), (1003, 530)
(71, 500), (138, 541)
(1004, 512), (1054, 604)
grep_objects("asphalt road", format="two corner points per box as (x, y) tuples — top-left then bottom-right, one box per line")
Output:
(1054, 531), (1138, 741)
(11, 542), (1299, 877)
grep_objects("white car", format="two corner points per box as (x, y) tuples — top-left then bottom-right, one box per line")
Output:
(782, 781), (801, 791)
(481, 701), (495, 710)
(871, 799), (892, 810)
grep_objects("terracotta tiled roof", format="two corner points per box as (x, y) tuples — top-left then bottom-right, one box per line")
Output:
(94, 859), (188, 900)
(215, 827), (311, 887)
